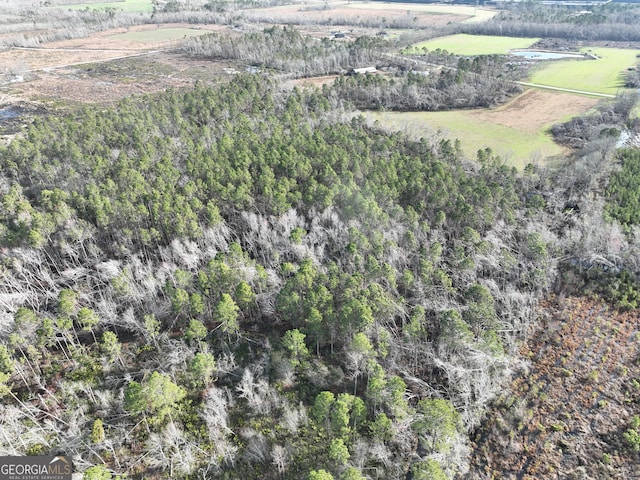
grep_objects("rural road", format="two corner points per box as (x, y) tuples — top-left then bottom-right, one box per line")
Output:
(516, 81), (616, 98)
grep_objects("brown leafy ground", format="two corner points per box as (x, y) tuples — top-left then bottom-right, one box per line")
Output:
(465, 296), (640, 479)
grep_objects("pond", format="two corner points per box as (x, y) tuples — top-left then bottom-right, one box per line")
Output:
(0, 106), (28, 135)
(510, 50), (586, 60)
(0, 108), (20, 120)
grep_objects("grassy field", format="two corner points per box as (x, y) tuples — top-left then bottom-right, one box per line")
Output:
(408, 34), (539, 56)
(529, 47), (640, 95)
(110, 27), (210, 42)
(365, 109), (563, 169)
(60, 0), (153, 13)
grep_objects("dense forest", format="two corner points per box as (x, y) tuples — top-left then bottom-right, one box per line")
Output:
(0, 75), (558, 479)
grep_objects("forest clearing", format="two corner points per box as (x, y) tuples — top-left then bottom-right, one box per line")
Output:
(409, 33), (540, 56)
(366, 89), (599, 168)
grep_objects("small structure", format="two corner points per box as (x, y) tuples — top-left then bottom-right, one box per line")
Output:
(351, 67), (377, 75)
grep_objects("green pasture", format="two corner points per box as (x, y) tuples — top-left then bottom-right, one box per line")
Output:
(58, 0), (153, 13)
(366, 110), (563, 169)
(529, 47), (640, 95)
(110, 27), (210, 42)
(407, 34), (539, 56)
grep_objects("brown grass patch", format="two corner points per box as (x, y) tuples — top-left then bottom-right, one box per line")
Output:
(9, 51), (233, 104)
(467, 89), (600, 135)
(0, 23), (237, 104)
(45, 23), (226, 50)
(467, 296), (640, 479)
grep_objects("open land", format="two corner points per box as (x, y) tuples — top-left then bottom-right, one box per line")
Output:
(409, 34), (540, 56)
(0, 2), (622, 167)
(530, 47), (640, 95)
(348, 2), (498, 23)
(366, 89), (599, 168)
(52, 0), (154, 13)
(242, 5), (463, 30)
(110, 27), (214, 42)
(0, 23), (232, 105)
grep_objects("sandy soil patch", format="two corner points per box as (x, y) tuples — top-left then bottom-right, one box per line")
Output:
(467, 88), (599, 134)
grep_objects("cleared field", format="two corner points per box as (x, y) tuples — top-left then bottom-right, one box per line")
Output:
(242, 2), (466, 29)
(59, 0), (153, 13)
(0, 23), (232, 105)
(369, 110), (562, 168)
(110, 27), (210, 42)
(365, 89), (599, 168)
(409, 34), (539, 56)
(529, 47), (640, 95)
(343, 2), (498, 23)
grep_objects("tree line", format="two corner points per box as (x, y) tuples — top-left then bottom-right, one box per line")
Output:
(460, 3), (640, 42)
